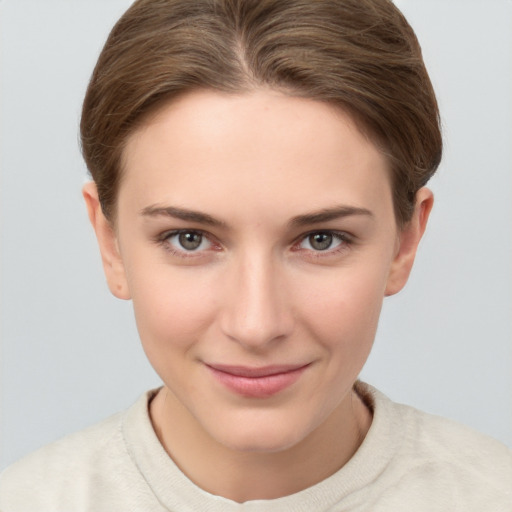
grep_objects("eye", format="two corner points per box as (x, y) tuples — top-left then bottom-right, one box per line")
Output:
(298, 231), (347, 252)
(166, 230), (212, 252)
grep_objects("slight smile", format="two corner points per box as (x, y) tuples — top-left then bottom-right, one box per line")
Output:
(205, 363), (312, 398)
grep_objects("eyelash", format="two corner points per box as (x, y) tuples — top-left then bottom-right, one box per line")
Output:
(155, 229), (218, 258)
(155, 229), (354, 259)
(293, 230), (353, 258)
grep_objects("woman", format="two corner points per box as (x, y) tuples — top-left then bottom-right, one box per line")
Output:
(1, 0), (510, 510)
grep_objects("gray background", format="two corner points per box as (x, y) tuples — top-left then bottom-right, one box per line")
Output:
(1, 0), (511, 470)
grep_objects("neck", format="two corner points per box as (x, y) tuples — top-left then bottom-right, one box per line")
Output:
(150, 386), (372, 503)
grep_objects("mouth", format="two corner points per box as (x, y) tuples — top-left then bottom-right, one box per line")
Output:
(205, 363), (311, 398)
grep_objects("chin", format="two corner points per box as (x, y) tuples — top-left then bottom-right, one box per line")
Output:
(219, 433), (302, 454)
(207, 411), (313, 454)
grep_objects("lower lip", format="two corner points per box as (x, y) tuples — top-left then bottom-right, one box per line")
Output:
(207, 365), (309, 398)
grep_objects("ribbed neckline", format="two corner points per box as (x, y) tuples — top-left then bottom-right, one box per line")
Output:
(122, 382), (403, 512)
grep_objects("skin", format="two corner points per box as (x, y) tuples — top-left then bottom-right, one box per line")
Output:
(84, 89), (433, 502)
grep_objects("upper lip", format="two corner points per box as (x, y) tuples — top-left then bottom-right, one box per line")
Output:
(205, 363), (310, 378)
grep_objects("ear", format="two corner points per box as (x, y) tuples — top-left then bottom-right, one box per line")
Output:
(82, 182), (131, 300)
(385, 187), (434, 296)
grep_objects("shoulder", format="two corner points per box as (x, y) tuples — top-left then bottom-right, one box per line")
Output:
(362, 383), (512, 509)
(0, 412), (122, 509)
(0, 391), (159, 511)
(397, 397), (511, 478)
(2, 409), (121, 473)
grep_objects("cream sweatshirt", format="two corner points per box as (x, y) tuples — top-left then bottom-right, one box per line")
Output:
(1, 383), (511, 511)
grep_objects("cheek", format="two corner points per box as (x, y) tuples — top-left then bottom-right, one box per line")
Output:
(296, 263), (388, 357)
(127, 263), (219, 356)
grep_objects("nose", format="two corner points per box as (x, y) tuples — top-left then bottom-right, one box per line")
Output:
(218, 251), (294, 351)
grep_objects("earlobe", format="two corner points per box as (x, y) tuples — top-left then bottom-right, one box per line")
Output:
(385, 187), (434, 296)
(82, 182), (131, 300)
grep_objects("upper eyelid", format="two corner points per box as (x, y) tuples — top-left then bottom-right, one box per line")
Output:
(156, 228), (353, 250)
(293, 229), (353, 243)
(159, 228), (210, 240)
(289, 230), (353, 256)
(159, 228), (351, 239)
(157, 229), (216, 257)
(155, 228), (215, 249)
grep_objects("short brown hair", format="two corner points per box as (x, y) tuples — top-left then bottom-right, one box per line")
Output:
(81, 0), (442, 225)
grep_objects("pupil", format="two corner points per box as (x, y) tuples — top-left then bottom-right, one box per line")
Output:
(310, 233), (332, 251)
(179, 232), (202, 250)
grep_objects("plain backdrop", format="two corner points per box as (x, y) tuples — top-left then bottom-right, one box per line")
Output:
(1, 0), (511, 470)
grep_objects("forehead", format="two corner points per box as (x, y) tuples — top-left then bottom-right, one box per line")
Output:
(119, 89), (394, 223)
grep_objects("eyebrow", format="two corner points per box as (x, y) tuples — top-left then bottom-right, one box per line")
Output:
(288, 206), (374, 228)
(141, 204), (373, 229)
(140, 205), (228, 228)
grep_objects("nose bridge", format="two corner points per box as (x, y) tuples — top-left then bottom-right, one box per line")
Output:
(220, 246), (293, 348)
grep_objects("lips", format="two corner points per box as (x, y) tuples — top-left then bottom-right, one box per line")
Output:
(205, 363), (310, 398)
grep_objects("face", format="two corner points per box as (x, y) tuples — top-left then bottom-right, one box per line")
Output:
(85, 89), (431, 453)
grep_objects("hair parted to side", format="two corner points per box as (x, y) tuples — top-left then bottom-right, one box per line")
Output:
(80, 0), (442, 226)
